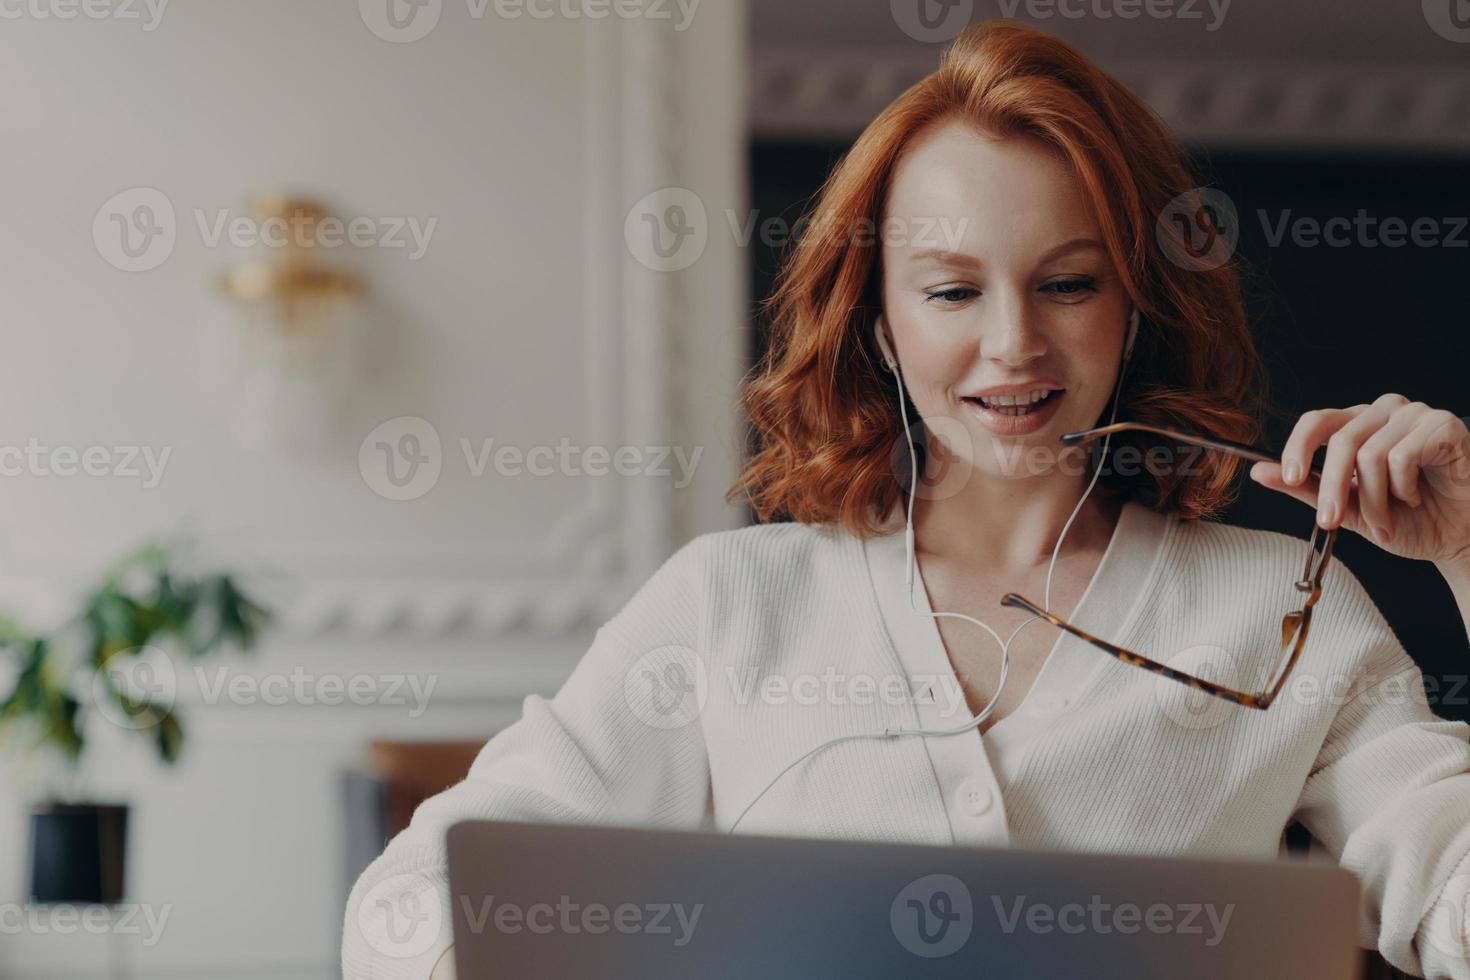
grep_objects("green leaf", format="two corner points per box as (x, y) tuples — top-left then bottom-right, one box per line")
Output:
(0, 542), (270, 768)
(155, 710), (184, 765)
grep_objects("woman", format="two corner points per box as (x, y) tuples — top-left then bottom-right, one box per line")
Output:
(345, 21), (1470, 979)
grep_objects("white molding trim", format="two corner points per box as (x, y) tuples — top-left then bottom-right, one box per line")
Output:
(0, 21), (693, 642)
(751, 46), (1470, 150)
(236, 20), (686, 638)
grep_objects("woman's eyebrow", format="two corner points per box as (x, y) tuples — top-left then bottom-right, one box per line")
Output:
(1037, 237), (1106, 262)
(906, 238), (1106, 270)
(907, 248), (982, 269)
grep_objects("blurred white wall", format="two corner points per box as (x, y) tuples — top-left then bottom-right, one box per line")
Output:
(0, 1), (745, 976)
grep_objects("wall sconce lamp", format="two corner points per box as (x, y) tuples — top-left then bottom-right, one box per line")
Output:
(216, 193), (367, 452)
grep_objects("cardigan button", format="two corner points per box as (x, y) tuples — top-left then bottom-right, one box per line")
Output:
(956, 777), (993, 816)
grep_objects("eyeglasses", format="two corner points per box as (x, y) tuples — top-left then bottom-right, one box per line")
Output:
(1000, 422), (1336, 711)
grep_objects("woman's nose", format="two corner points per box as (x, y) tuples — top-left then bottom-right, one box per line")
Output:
(982, 300), (1047, 366)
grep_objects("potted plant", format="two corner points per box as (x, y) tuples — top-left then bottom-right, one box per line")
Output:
(0, 543), (270, 904)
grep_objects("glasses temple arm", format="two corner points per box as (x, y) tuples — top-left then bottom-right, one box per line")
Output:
(1061, 423), (1324, 480)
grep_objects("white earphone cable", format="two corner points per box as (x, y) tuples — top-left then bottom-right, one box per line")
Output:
(726, 312), (1134, 834)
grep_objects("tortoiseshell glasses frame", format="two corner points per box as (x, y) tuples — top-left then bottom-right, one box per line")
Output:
(1000, 422), (1337, 711)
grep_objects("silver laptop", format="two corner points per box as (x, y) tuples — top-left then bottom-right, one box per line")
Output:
(447, 820), (1360, 979)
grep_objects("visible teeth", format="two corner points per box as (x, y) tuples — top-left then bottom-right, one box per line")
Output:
(977, 388), (1053, 407)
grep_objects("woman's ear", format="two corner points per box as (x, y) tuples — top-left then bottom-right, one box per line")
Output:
(874, 316), (898, 372)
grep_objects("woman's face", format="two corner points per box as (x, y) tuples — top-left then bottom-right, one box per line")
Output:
(880, 119), (1131, 483)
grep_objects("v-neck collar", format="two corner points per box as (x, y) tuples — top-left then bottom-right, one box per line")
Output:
(861, 498), (1173, 749)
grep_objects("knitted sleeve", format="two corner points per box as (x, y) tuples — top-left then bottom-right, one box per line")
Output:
(1291, 561), (1470, 978)
(340, 538), (712, 980)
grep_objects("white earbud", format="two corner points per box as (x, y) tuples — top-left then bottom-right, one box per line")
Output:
(874, 317), (898, 372)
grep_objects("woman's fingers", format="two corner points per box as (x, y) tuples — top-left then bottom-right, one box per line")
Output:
(1354, 402), (1429, 538)
(1249, 461), (1321, 511)
(1281, 399), (1370, 528)
(1315, 394), (1409, 529)
(1383, 409), (1454, 509)
(1279, 406), (1364, 487)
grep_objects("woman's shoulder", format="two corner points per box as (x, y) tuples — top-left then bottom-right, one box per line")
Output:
(673, 520), (865, 593)
(1166, 514), (1398, 646)
(1169, 513), (1323, 564)
(686, 519), (856, 562)
(609, 520), (863, 629)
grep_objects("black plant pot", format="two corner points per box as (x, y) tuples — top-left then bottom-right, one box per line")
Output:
(28, 803), (129, 904)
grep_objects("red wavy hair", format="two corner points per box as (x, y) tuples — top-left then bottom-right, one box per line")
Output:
(727, 19), (1262, 537)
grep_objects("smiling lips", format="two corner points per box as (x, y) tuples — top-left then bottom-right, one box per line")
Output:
(967, 387), (1061, 416)
(958, 382), (1064, 414)
(961, 384), (1067, 435)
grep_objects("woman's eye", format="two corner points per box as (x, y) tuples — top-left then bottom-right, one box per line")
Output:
(1042, 277), (1098, 299)
(923, 286), (977, 305)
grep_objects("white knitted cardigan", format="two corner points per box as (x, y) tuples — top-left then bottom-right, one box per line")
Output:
(344, 502), (1470, 979)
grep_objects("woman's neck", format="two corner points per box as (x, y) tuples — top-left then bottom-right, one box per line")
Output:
(909, 465), (1123, 571)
